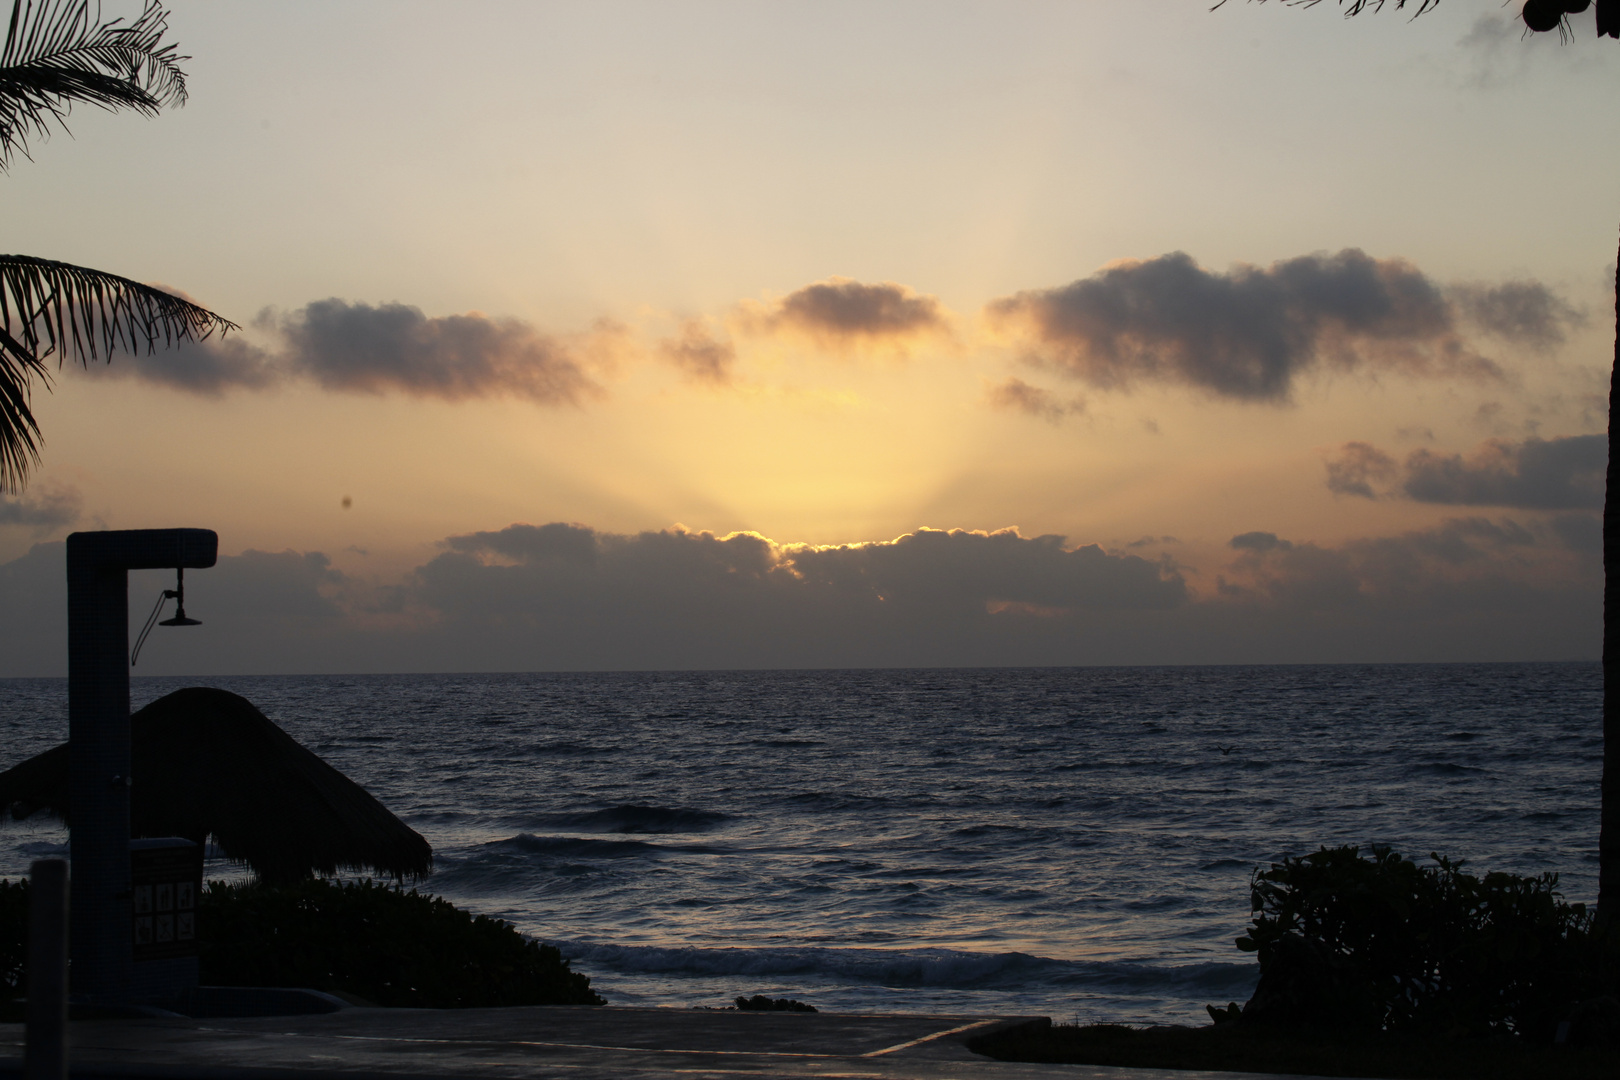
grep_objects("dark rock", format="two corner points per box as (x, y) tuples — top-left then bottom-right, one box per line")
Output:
(734, 994), (817, 1013)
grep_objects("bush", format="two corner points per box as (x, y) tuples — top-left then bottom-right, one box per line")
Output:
(1225, 845), (1613, 1041)
(0, 878), (23, 1000)
(199, 879), (603, 1008)
(0, 876), (603, 1008)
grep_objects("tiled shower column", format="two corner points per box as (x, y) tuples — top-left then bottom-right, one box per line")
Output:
(66, 529), (216, 1002)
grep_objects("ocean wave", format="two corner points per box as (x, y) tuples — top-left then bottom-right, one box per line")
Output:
(1409, 763), (1487, 776)
(527, 804), (731, 834)
(555, 942), (1257, 998)
(951, 824), (1031, 838)
(486, 833), (720, 859)
(425, 832), (730, 892)
(525, 740), (616, 756)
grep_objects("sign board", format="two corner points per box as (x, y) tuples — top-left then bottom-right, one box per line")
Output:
(130, 838), (201, 963)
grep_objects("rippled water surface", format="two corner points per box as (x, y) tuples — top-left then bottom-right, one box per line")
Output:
(0, 663), (1601, 1023)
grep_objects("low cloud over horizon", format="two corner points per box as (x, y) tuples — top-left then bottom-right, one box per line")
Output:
(0, 513), (1596, 677)
(0, 482), (81, 535)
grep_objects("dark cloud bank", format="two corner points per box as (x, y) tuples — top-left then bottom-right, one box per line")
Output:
(764, 278), (948, 343)
(80, 299), (601, 404)
(70, 256), (1577, 407)
(1326, 434), (1605, 510)
(989, 249), (1579, 403)
(0, 517), (1596, 676)
(0, 482), (80, 532)
(88, 280), (951, 396)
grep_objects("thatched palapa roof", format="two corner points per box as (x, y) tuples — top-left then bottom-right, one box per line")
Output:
(0, 687), (432, 883)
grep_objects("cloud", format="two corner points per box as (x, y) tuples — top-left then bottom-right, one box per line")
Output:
(986, 377), (1084, 422)
(1454, 12), (1606, 88)
(0, 511), (1597, 676)
(428, 522), (1184, 613)
(785, 527), (1187, 612)
(1229, 531), (1292, 553)
(1324, 441), (1398, 499)
(0, 481), (80, 533)
(1456, 14), (1536, 87)
(273, 300), (601, 404)
(1551, 512), (1601, 554)
(1325, 434), (1605, 509)
(1211, 516), (1596, 658)
(83, 299), (603, 405)
(1404, 435), (1606, 509)
(0, 544), (360, 677)
(1192, 516), (1596, 660)
(1449, 280), (1584, 350)
(81, 335), (279, 395)
(408, 523), (1189, 669)
(739, 278), (950, 349)
(659, 319), (736, 384)
(987, 249), (1504, 402)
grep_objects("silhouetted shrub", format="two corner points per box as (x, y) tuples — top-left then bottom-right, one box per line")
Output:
(1224, 845), (1613, 1041)
(0, 877), (602, 1009)
(199, 879), (603, 1008)
(0, 878), (23, 999)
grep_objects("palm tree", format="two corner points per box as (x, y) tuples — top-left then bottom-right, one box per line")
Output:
(0, 0), (235, 493)
(1220, 0), (1619, 924)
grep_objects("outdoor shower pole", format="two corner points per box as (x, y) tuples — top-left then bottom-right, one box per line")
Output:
(66, 529), (216, 1002)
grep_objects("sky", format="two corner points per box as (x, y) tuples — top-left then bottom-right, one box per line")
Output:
(2, 0), (1618, 675)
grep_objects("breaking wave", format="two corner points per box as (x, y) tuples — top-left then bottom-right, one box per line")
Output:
(526, 804), (731, 834)
(553, 941), (1257, 998)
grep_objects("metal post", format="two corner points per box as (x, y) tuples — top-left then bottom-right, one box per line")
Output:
(66, 529), (216, 1003)
(25, 859), (68, 1080)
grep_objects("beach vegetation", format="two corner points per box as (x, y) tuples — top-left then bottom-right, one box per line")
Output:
(974, 846), (1619, 1076)
(0, 877), (22, 999)
(198, 878), (603, 1008)
(1229, 844), (1609, 1041)
(0, 876), (604, 1009)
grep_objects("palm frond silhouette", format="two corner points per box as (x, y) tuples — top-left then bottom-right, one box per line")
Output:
(0, 0), (189, 168)
(0, 1), (235, 492)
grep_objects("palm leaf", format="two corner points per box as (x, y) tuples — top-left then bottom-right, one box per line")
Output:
(0, 254), (237, 491)
(0, 324), (45, 495)
(0, 0), (189, 169)
(1211, 1), (1442, 14)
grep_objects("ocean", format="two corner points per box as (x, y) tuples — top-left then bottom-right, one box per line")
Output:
(0, 662), (1601, 1025)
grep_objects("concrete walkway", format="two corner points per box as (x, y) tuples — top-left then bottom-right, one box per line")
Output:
(0, 1005), (1329, 1080)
